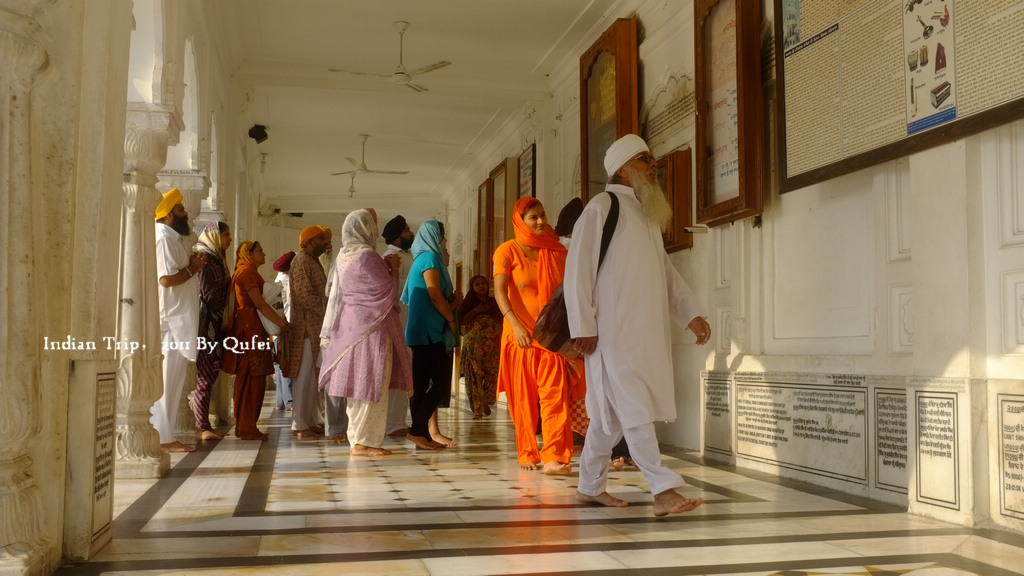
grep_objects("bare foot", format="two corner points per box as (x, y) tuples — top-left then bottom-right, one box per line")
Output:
(611, 457), (625, 471)
(160, 441), (194, 453)
(573, 444), (584, 455)
(294, 429), (319, 440)
(429, 432), (457, 447)
(483, 404), (492, 416)
(472, 413), (483, 421)
(406, 433), (437, 450)
(520, 461), (539, 471)
(652, 489), (703, 517)
(351, 444), (392, 456)
(329, 433), (347, 442)
(427, 440), (448, 449)
(199, 430), (223, 441)
(388, 427), (410, 437)
(576, 491), (628, 508)
(543, 461), (572, 476)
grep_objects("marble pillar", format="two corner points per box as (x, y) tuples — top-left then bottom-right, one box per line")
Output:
(0, 2), (51, 573)
(115, 107), (182, 479)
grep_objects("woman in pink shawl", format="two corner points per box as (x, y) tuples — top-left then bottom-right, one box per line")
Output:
(318, 209), (412, 456)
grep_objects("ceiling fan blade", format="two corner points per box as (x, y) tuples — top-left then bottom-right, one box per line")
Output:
(365, 169), (409, 175)
(346, 157), (363, 167)
(403, 81), (428, 93)
(328, 68), (391, 78)
(330, 170), (357, 176)
(407, 61), (451, 76)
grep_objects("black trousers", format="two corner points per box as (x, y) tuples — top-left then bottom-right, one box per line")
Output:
(409, 342), (452, 439)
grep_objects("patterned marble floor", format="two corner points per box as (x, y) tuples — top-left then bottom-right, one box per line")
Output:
(56, 391), (1024, 576)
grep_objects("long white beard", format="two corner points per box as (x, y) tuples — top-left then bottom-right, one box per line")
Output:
(623, 166), (673, 231)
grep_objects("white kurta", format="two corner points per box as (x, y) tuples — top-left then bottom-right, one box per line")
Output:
(381, 244), (413, 331)
(155, 223), (199, 361)
(564, 185), (705, 433)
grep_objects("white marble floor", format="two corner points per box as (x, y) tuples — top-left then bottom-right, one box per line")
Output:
(57, 392), (1024, 576)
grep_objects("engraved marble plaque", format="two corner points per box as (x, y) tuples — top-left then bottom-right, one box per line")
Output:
(875, 389), (909, 493)
(704, 373), (732, 455)
(915, 392), (959, 509)
(999, 395), (1024, 520)
(93, 374), (116, 535)
(736, 381), (868, 482)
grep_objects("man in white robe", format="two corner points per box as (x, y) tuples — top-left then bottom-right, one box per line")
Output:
(564, 134), (712, 516)
(153, 187), (206, 453)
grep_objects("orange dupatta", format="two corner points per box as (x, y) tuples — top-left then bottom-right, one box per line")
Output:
(512, 197), (567, 304)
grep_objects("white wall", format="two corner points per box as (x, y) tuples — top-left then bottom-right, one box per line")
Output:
(441, 0), (1024, 456)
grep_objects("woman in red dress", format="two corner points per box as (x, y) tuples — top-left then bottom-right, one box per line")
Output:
(222, 240), (289, 440)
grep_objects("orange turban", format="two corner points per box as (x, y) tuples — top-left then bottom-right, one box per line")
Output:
(155, 188), (183, 219)
(299, 225), (324, 247)
(318, 226), (332, 243)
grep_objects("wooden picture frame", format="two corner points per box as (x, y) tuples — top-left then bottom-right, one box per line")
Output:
(580, 16), (639, 203)
(657, 149), (694, 253)
(518, 143), (535, 199)
(476, 181), (489, 276)
(694, 0), (763, 227)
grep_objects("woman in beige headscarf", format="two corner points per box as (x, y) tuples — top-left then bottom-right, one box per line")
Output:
(319, 210), (412, 455)
(193, 221), (232, 441)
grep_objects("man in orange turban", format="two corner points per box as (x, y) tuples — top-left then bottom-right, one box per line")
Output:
(283, 225), (331, 438)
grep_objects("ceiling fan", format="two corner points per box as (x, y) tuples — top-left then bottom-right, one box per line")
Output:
(328, 20), (451, 92)
(330, 134), (410, 177)
(346, 173), (357, 198)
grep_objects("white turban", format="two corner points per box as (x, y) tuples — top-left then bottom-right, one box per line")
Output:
(604, 134), (650, 178)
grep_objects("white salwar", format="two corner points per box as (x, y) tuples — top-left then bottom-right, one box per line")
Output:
(382, 244), (413, 434)
(564, 184), (706, 495)
(346, 335), (394, 447)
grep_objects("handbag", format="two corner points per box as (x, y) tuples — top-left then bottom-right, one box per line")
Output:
(258, 281), (285, 336)
(533, 192), (619, 357)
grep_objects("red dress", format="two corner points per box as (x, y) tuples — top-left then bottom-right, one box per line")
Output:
(222, 265), (275, 439)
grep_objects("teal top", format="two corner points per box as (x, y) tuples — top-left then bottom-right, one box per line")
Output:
(401, 220), (454, 347)
(403, 251), (448, 346)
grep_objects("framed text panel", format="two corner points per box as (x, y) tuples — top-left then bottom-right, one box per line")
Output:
(775, 0), (1024, 192)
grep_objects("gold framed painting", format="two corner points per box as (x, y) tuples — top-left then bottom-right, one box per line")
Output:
(694, 0), (763, 226)
(580, 16), (639, 203)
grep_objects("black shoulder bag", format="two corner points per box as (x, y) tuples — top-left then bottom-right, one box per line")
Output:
(532, 192), (619, 357)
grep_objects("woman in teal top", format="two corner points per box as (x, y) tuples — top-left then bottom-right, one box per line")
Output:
(401, 220), (460, 449)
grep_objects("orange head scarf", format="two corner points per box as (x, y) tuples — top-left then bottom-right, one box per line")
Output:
(223, 240), (264, 332)
(512, 197), (567, 303)
(234, 240), (260, 272)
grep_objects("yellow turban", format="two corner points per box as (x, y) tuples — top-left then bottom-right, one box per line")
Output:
(299, 225), (324, 247)
(155, 188), (183, 220)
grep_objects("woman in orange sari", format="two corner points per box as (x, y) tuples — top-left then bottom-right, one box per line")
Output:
(222, 241), (289, 440)
(493, 197), (575, 474)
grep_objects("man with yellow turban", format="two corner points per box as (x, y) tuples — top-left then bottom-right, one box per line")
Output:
(153, 188), (207, 453)
(283, 225), (331, 439)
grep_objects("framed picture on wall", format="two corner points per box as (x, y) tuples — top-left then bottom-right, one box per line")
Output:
(518, 143), (535, 198)
(694, 0), (763, 226)
(657, 148), (694, 253)
(580, 16), (639, 203)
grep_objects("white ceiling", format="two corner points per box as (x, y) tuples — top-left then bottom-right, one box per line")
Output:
(229, 0), (619, 225)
